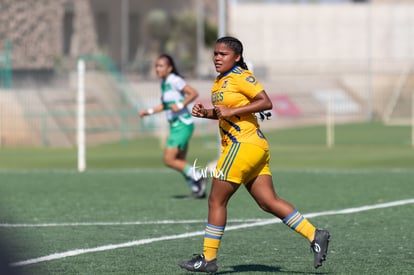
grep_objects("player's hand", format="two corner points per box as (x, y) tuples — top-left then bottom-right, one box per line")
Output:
(138, 110), (147, 117)
(214, 105), (232, 118)
(170, 104), (181, 112)
(192, 103), (207, 118)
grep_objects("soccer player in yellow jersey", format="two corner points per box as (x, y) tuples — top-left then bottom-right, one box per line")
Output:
(179, 37), (330, 273)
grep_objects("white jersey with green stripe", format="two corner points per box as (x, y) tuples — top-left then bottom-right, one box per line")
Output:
(161, 73), (193, 126)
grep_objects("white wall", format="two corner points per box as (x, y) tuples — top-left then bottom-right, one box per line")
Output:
(228, 3), (414, 77)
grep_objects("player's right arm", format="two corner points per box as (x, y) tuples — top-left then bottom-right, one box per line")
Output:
(192, 103), (218, 120)
(139, 103), (164, 117)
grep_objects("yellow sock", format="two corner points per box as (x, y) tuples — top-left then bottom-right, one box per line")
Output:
(203, 224), (225, 261)
(282, 210), (316, 242)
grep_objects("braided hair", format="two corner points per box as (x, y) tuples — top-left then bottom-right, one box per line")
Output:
(216, 36), (248, 70)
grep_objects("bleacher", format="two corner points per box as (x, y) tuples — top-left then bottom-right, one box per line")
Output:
(8, 71), (141, 147)
(383, 74), (414, 124)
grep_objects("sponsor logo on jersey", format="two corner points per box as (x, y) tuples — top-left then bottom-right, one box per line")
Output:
(245, 76), (256, 83)
(212, 91), (224, 103)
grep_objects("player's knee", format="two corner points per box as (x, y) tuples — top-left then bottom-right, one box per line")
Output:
(208, 195), (227, 211)
(207, 195), (216, 209)
(163, 156), (174, 167)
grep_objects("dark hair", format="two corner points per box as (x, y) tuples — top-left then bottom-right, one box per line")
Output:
(217, 37), (271, 121)
(158, 54), (182, 77)
(216, 36), (248, 70)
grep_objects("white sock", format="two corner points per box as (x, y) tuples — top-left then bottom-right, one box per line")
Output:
(186, 167), (202, 182)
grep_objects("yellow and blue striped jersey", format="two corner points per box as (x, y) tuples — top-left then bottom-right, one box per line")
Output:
(211, 66), (269, 151)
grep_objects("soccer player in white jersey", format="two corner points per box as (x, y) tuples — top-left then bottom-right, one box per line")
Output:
(139, 54), (206, 198)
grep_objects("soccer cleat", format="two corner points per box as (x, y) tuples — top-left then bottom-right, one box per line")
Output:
(194, 177), (207, 199)
(178, 254), (218, 273)
(311, 229), (330, 268)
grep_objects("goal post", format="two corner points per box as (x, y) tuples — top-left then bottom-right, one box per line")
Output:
(412, 92), (414, 147)
(77, 59), (86, 172)
(326, 94), (335, 148)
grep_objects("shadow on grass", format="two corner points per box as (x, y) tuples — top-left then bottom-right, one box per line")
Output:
(218, 264), (281, 273)
(172, 194), (207, 200)
(172, 194), (193, 199)
(217, 264), (330, 274)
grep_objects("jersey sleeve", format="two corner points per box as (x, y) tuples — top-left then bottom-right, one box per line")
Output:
(237, 71), (264, 99)
(170, 74), (187, 92)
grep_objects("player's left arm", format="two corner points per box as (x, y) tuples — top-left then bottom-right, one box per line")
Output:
(170, 85), (199, 112)
(214, 90), (272, 119)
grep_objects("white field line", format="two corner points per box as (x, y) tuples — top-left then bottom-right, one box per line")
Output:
(1, 168), (413, 175)
(10, 198), (414, 267)
(0, 219), (266, 228)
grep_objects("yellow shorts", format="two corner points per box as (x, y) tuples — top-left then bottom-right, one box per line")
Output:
(215, 142), (272, 185)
